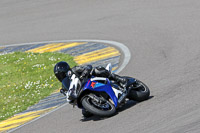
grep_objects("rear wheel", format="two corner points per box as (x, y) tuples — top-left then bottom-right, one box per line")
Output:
(128, 80), (150, 102)
(81, 94), (116, 117)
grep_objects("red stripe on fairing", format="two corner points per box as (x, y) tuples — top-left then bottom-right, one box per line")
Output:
(86, 80), (90, 87)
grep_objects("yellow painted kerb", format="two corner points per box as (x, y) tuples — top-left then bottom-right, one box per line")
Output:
(74, 47), (120, 65)
(26, 42), (86, 53)
(0, 47), (5, 49)
(0, 107), (55, 132)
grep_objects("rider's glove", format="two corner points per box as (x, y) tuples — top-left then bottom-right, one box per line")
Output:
(80, 75), (83, 80)
(60, 88), (67, 96)
(80, 70), (89, 79)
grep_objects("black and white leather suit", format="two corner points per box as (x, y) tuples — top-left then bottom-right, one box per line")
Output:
(71, 65), (126, 85)
(61, 65), (127, 100)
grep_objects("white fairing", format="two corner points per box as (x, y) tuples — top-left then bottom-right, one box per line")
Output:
(105, 63), (123, 98)
(112, 87), (123, 98)
(106, 63), (112, 73)
(91, 77), (107, 81)
(91, 77), (122, 99)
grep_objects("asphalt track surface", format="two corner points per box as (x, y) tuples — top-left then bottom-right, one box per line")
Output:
(1, 0), (200, 133)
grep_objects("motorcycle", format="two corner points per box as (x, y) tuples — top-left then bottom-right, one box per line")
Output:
(62, 64), (150, 117)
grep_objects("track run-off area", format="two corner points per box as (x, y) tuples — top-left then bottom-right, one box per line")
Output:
(1, 0), (200, 133)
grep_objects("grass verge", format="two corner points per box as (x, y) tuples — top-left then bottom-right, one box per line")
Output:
(0, 52), (77, 122)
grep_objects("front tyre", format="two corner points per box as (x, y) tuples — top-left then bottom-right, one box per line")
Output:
(128, 80), (150, 102)
(81, 94), (116, 117)
(82, 109), (93, 118)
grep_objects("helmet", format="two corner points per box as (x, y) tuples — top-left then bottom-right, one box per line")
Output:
(54, 61), (70, 82)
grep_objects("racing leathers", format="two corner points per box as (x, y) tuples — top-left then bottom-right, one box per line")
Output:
(60, 65), (127, 101)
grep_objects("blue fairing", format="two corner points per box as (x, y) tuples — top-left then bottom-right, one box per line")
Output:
(83, 79), (118, 107)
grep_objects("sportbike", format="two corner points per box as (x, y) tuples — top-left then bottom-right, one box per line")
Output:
(62, 64), (150, 117)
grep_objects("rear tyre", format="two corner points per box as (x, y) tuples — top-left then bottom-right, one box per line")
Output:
(128, 80), (150, 102)
(81, 94), (116, 117)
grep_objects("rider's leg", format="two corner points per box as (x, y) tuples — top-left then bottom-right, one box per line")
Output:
(109, 73), (128, 92)
(92, 66), (127, 91)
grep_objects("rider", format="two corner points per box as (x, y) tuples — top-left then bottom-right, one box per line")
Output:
(54, 61), (127, 101)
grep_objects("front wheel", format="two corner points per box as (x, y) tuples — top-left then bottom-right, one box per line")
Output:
(82, 109), (93, 118)
(128, 79), (150, 102)
(81, 94), (116, 117)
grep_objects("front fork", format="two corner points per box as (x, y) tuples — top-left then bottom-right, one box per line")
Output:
(86, 94), (107, 104)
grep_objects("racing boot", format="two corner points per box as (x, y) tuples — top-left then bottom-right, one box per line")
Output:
(110, 73), (128, 92)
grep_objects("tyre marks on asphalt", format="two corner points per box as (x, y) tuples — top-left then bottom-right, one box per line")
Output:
(0, 41), (121, 132)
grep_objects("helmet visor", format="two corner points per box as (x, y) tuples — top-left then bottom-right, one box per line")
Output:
(62, 77), (71, 91)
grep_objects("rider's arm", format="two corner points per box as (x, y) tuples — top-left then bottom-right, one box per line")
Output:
(80, 65), (92, 79)
(71, 65), (92, 79)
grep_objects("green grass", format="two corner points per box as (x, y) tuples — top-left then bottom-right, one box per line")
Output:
(0, 52), (77, 122)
